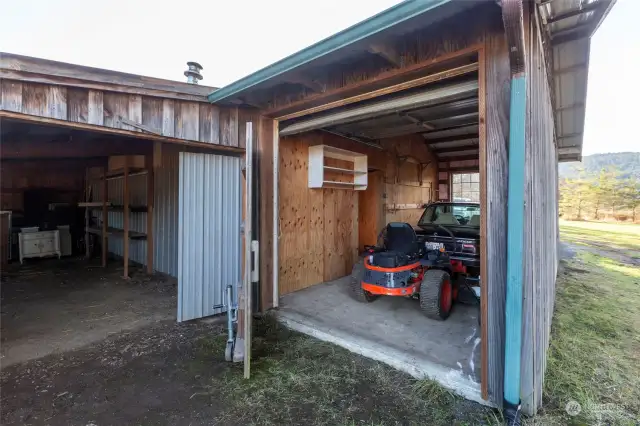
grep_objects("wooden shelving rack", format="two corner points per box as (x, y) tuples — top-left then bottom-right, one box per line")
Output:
(308, 145), (368, 190)
(80, 154), (154, 278)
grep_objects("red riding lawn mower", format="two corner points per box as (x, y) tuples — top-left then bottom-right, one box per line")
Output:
(349, 202), (481, 321)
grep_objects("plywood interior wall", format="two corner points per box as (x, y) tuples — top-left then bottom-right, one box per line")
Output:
(278, 131), (437, 295)
(381, 134), (438, 226)
(278, 132), (327, 295)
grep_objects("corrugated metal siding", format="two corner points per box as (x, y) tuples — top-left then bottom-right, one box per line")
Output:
(91, 151), (180, 277)
(520, 14), (559, 416)
(154, 151), (180, 276)
(92, 174), (149, 266)
(178, 152), (241, 322)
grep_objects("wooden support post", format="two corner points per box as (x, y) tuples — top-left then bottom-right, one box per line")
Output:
(102, 166), (108, 267)
(146, 147), (156, 274)
(123, 156), (130, 279)
(478, 46), (489, 401)
(85, 168), (90, 259)
(235, 163), (246, 363)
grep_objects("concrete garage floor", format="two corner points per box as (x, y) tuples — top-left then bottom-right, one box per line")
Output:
(0, 258), (176, 368)
(278, 275), (484, 403)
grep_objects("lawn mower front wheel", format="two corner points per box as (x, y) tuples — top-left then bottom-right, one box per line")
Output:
(349, 259), (378, 303)
(420, 269), (453, 320)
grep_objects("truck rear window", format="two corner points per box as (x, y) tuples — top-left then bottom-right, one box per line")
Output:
(418, 204), (480, 227)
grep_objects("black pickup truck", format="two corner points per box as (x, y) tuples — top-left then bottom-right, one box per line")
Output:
(415, 202), (480, 268)
(414, 202), (481, 300)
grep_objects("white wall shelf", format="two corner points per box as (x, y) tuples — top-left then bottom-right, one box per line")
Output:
(309, 145), (367, 190)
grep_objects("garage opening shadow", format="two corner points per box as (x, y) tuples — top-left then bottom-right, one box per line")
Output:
(1, 257), (176, 368)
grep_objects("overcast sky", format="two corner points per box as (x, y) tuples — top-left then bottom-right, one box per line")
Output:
(2, 0), (637, 155)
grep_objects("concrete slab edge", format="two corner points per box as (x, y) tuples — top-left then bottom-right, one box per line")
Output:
(278, 310), (494, 408)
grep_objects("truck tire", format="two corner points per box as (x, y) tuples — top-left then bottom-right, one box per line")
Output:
(420, 269), (453, 320)
(349, 259), (378, 303)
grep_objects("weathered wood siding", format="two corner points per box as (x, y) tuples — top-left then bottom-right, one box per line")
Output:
(1, 79), (242, 147)
(277, 131), (437, 296)
(262, 5), (499, 117)
(483, 27), (511, 407)
(520, 10), (559, 415)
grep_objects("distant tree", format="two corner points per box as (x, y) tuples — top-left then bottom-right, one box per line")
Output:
(585, 168), (620, 220)
(558, 161), (640, 222)
(588, 171), (607, 220)
(606, 168), (624, 217)
(622, 177), (640, 222)
(559, 177), (591, 219)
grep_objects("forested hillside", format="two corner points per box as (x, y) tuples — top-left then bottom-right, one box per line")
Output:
(559, 152), (640, 180)
(558, 152), (640, 222)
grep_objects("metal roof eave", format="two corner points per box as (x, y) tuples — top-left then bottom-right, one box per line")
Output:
(541, 0), (617, 162)
(207, 0), (453, 103)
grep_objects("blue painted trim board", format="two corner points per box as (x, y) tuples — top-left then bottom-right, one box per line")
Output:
(504, 74), (527, 406)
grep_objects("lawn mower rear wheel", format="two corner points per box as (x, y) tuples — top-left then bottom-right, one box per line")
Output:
(349, 259), (378, 303)
(420, 269), (453, 320)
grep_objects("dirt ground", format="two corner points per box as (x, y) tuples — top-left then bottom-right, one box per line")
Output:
(1, 257), (176, 367)
(0, 258), (495, 425)
(1, 320), (225, 425)
(1, 317), (495, 426)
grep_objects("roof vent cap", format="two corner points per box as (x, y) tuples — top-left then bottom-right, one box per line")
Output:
(184, 62), (203, 84)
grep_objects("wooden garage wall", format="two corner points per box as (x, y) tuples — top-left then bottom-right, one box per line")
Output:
(0, 80), (244, 148)
(278, 131), (437, 295)
(278, 132), (355, 294)
(0, 160), (85, 211)
(520, 9), (559, 415)
(382, 134), (438, 225)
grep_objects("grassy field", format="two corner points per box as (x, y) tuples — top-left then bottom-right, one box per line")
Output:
(559, 219), (640, 254)
(535, 221), (640, 425)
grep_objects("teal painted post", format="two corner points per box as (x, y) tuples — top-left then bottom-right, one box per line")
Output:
(504, 74), (527, 406)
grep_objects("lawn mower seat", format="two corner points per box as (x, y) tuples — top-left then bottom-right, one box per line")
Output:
(372, 223), (419, 268)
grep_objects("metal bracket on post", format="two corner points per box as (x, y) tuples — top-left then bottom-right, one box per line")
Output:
(251, 240), (259, 283)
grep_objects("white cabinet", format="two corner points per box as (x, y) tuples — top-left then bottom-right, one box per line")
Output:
(308, 145), (368, 190)
(18, 230), (61, 264)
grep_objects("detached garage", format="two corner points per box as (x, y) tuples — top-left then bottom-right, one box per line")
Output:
(206, 0), (613, 416)
(1, 0), (613, 418)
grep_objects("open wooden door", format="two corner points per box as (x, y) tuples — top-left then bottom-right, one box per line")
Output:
(236, 121), (258, 378)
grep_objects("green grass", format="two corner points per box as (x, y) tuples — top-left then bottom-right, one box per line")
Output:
(195, 315), (498, 426)
(534, 224), (640, 425)
(559, 219), (640, 253)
